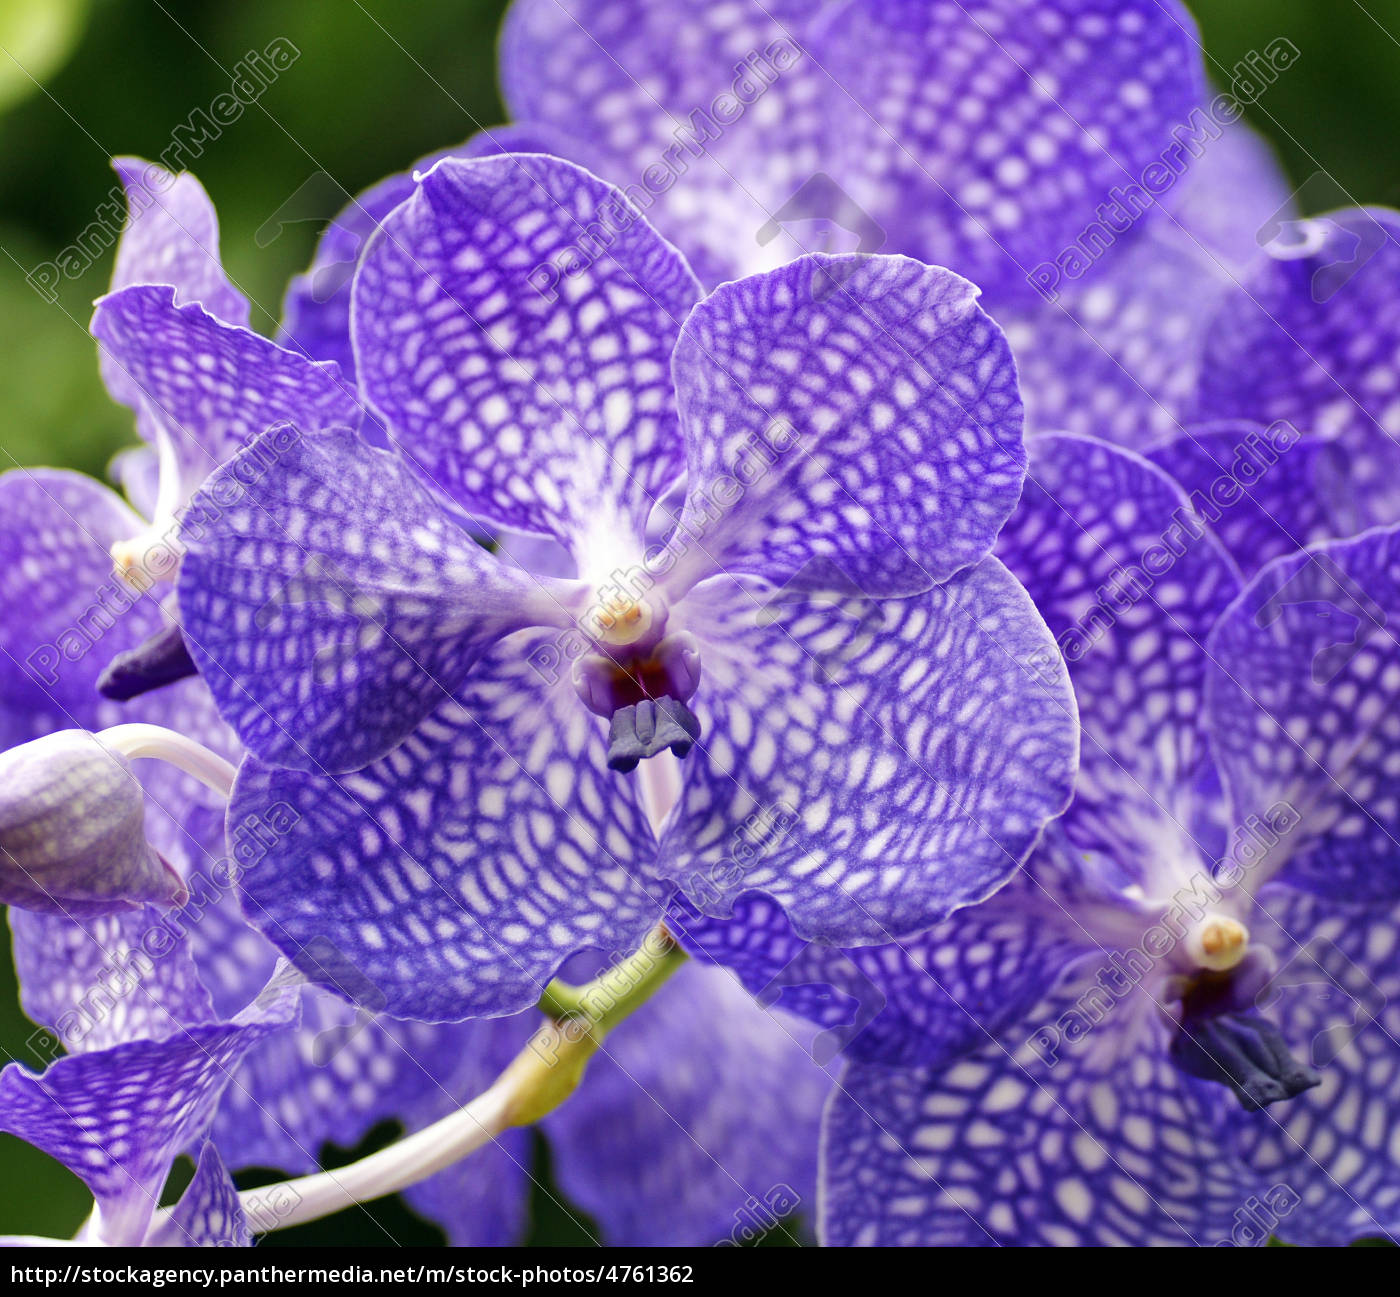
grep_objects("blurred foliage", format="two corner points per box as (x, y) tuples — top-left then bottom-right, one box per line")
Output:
(0, 0), (1396, 1247)
(0, 0), (91, 115)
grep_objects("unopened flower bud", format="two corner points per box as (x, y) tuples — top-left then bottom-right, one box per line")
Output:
(0, 730), (185, 916)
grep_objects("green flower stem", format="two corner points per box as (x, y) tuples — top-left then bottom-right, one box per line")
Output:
(509, 924), (687, 1126)
(535, 923), (684, 1026)
(223, 924), (686, 1235)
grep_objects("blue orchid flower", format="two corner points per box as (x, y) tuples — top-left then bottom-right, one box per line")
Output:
(93, 159), (357, 587)
(683, 433), (1400, 1245)
(0, 154), (360, 736)
(0, 151), (358, 923)
(498, 0), (1203, 291)
(284, 1), (1254, 449)
(1118, 209), (1400, 579)
(1184, 209), (1400, 533)
(166, 152), (1079, 1020)
(0, 712), (832, 1247)
(287, 2), (1387, 495)
(2, 555), (828, 1248)
(12, 0), (1394, 1251)
(490, 0), (1400, 526)
(3, 148), (842, 1247)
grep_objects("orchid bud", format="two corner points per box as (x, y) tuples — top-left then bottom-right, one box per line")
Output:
(0, 730), (185, 916)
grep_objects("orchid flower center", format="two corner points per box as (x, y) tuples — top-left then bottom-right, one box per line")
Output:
(588, 591), (657, 647)
(100, 527), (198, 701)
(1184, 913), (1249, 972)
(570, 583), (703, 773)
(110, 525), (183, 593)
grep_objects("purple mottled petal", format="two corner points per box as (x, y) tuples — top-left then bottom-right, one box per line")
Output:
(996, 435), (1240, 892)
(174, 855), (280, 1029)
(500, 0), (819, 287)
(117, 835), (499, 1178)
(0, 466), (242, 996)
(0, 470), (163, 747)
(821, 976), (1249, 1246)
(0, 466), (235, 825)
(1194, 208), (1400, 529)
(91, 286), (359, 518)
(1229, 886), (1400, 1245)
(145, 1142), (250, 1247)
(0, 979), (295, 1246)
(1205, 526), (1400, 904)
(109, 159), (249, 326)
(672, 860), (1094, 1070)
(667, 894), (873, 1048)
(1149, 421), (1343, 576)
(178, 427), (568, 774)
(811, 0), (1203, 298)
(213, 1004), (479, 1177)
(658, 555), (1077, 944)
(281, 130), (576, 386)
(229, 629), (664, 1020)
(669, 255), (1024, 596)
(502, 2), (1203, 298)
(993, 229), (1226, 445)
(0, 471), (246, 1015)
(353, 154), (701, 553)
(545, 963), (827, 1245)
(1160, 122), (1293, 275)
(11, 905), (214, 1054)
(1002, 122), (1290, 445)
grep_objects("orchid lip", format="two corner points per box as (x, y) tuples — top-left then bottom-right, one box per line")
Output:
(572, 629), (704, 773)
(606, 697), (701, 773)
(1168, 950), (1319, 1111)
(1171, 1006), (1321, 1111)
(97, 620), (198, 700)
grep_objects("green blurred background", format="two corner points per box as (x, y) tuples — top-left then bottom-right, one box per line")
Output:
(0, 0), (1396, 1247)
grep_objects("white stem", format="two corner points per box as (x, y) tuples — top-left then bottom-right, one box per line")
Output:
(98, 724), (237, 798)
(237, 1075), (515, 1233)
(638, 751), (682, 836)
(145, 915), (681, 1237)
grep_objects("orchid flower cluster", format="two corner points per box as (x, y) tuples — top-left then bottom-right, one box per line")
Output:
(2, 0), (1399, 1249)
